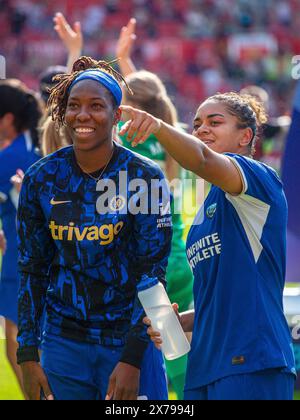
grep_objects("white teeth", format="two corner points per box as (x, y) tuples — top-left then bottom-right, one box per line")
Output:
(75, 128), (95, 133)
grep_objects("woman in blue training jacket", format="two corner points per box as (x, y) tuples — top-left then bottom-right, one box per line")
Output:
(0, 79), (41, 397)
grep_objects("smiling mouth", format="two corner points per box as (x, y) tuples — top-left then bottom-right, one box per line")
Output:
(74, 128), (96, 134)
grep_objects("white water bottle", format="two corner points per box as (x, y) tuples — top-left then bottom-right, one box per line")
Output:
(138, 276), (191, 360)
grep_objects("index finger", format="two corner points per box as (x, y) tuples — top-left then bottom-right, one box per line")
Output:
(119, 105), (137, 123)
(105, 376), (115, 401)
(120, 104), (135, 116)
(40, 377), (54, 400)
(127, 18), (136, 34)
(54, 12), (68, 27)
(17, 168), (25, 177)
(143, 316), (151, 326)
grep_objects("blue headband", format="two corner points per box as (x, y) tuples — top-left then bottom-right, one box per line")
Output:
(68, 69), (122, 106)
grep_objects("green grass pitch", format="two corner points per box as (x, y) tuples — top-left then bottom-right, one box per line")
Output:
(0, 334), (298, 400)
(0, 339), (24, 400)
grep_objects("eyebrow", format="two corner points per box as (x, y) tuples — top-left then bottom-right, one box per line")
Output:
(194, 113), (225, 122)
(68, 96), (104, 101)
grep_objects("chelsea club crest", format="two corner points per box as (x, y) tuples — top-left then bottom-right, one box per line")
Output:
(206, 203), (217, 218)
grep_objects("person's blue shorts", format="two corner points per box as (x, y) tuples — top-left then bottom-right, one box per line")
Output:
(184, 369), (295, 400)
(41, 332), (168, 400)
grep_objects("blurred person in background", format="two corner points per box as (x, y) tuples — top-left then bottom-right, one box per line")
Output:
(39, 114), (72, 157)
(7, 12), (81, 197)
(281, 79), (300, 286)
(39, 65), (68, 111)
(240, 85), (290, 172)
(0, 79), (41, 397)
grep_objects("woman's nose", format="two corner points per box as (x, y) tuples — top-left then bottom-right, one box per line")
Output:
(196, 124), (210, 135)
(76, 107), (91, 121)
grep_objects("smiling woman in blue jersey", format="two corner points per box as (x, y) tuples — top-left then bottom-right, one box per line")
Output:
(121, 92), (296, 400)
(16, 57), (172, 401)
(0, 79), (41, 397)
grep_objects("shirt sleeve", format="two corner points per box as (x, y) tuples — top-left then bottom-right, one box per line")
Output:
(16, 168), (56, 364)
(120, 168), (172, 369)
(227, 154), (283, 204)
(224, 154), (286, 264)
(0, 152), (15, 197)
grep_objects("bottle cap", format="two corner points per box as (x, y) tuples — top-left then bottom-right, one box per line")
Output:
(137, 275), (159, 292)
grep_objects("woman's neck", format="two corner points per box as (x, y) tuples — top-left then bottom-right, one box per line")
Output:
(74, 141), (114, 173)
(0, 130), (21, 150)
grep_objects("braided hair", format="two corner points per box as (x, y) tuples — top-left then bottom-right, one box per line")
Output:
(48, 56), (132, 127)
(206, 92), (268, 156)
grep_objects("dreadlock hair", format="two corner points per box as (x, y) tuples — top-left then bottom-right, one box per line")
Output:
(0, 79), (42, 148)
(204, 92), (268, 156)
(48, 56), (132, 127)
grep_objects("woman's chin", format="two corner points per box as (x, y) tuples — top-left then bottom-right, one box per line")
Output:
(73, 137), (97, 151)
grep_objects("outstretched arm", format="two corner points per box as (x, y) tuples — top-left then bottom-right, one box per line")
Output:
(119, 105), (243, 195)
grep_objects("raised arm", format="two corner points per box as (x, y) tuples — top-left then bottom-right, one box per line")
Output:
(116, 18), (137, 77)
(53, 12), (83, 73)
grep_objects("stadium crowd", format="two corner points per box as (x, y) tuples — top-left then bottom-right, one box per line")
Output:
(0, 0), (299, 124)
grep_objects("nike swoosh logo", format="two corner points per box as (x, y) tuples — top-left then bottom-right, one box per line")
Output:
(50, 198), (72, 206)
